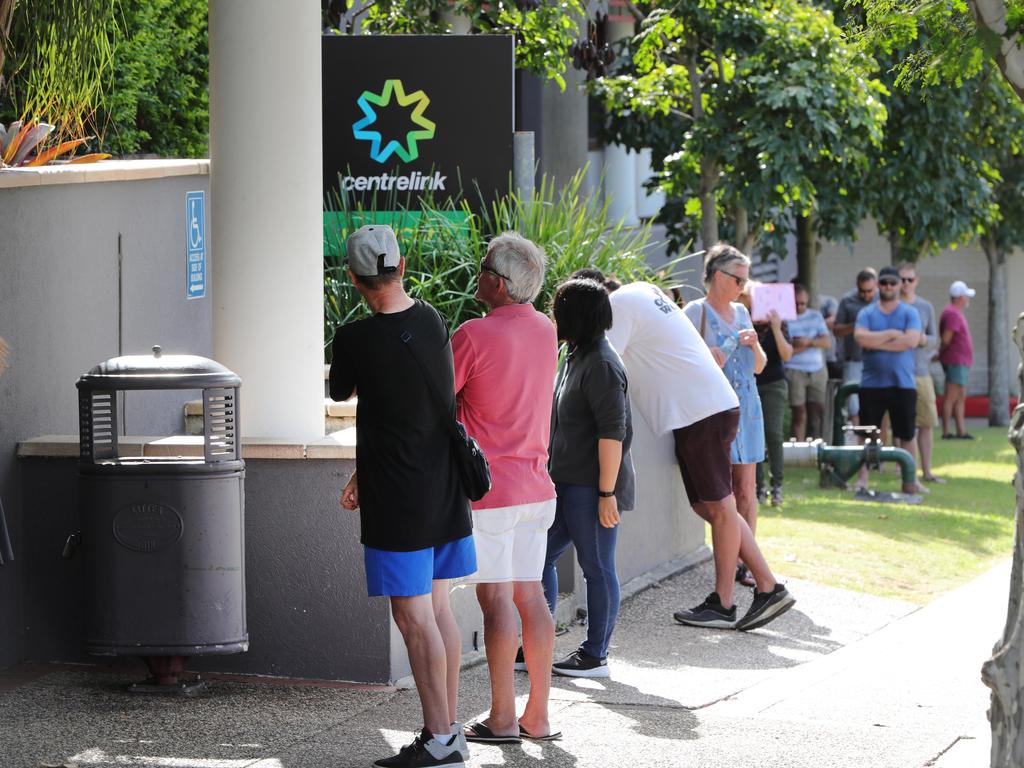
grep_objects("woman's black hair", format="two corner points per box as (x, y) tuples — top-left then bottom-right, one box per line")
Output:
(553, 278), (613, 346)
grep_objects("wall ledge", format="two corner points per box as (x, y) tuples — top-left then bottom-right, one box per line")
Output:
(0, 159), (209, 189)
(18, 431), (355, 460)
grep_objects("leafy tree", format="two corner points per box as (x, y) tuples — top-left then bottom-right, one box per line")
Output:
(100, 0), (208, 157)
(864, 64), (999, 263)
(854, 0), (1024, 100)
(589, 0), (886, 300)
(323, 0), (586, 89)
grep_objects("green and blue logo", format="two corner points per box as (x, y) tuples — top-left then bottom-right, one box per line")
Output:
(352, 79), (436, 164)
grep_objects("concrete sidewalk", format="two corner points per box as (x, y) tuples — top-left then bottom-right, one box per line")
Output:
(0, 558), (1008, 768)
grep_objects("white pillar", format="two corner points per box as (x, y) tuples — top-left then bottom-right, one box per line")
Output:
(602, 19), (638, 227)
(635, 147), (665, 219)
(209, 0), (325, 440)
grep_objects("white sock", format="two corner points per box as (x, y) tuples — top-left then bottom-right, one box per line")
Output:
(432, 732), (454, 745)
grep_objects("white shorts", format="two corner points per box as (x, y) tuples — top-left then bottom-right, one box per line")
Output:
(464, 499), (556, 583)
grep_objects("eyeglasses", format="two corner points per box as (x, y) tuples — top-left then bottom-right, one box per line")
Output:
(480, 264), (511, 282)
(878, 279), (899, 287)
(718, 269), (748, 288)
(901, 276), (916, 283)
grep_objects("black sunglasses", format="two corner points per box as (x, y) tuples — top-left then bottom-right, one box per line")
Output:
(480, 264), (511, 281)
(878, 278), (899, 287)
(901, 276), (916, 283)
(719, 269), (748, 287)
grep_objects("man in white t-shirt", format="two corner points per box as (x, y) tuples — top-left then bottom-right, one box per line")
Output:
(589, 274), (794, 631)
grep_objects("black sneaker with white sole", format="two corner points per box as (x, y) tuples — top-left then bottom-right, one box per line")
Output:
(513, 646), (528, 672)
(551, 648), (609, 678)
(735, 583), (795, 631)
(673, 592), (737, 628)
(374, 730), (465, 768)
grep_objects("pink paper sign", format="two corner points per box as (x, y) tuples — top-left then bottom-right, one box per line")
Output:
(750, 283), (797, 322)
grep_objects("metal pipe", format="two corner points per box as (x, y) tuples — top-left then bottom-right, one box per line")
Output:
(782, 440), (918, 493)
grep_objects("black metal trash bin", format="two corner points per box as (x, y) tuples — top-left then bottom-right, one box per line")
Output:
(76, 346), (247, 670)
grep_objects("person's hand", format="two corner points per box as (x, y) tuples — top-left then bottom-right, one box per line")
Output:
(738, 328), (758, 347)
(711, 347), (727, 367)
(792, 337), (809, 352)
(340, 473), (359, 510)
(825, 315), (835, 331)
(598, 495), (620, 528)
(769, 310), (782, 331)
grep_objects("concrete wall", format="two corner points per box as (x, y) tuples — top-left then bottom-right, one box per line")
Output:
(0, 164), (213, 669)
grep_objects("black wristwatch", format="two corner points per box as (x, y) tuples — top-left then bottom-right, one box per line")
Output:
(598, 490), (615, 498)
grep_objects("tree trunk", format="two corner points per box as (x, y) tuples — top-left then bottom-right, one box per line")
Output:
(888, 231), (903, 264)
(687, 53), (718, 248)
(981, 312), (1024, 767)
(969, 0), (1024, 102)
(983, 235), (1011, 427)
(795, 213), (820, 305)
(733, 204), (753, 255)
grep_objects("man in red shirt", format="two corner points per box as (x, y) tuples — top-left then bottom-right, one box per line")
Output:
(939, 280), (976, 439)
(452, 232), (561, 743)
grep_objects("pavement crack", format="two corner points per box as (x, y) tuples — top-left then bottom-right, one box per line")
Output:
(923, 735), (973, 766)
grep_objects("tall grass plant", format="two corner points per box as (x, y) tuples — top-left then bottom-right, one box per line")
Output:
(324, 170), (669, 359)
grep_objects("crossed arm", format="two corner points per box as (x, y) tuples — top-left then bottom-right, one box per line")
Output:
(854, 325), (921, 352)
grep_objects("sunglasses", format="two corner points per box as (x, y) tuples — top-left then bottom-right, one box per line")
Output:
(480, 264), (511, 281)
(719, 269), (748, 288)
(878, 278), (899, 287)
(901, 276), (916, 283)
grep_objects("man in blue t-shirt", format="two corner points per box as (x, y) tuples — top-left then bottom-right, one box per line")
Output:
(853, 265), (922, 493)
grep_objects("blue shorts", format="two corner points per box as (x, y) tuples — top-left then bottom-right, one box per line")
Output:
(364, 535), (477, 597)
(943, 364), (970, 388)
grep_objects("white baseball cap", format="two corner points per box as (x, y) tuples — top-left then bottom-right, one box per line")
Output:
(950, 280), (976, 298)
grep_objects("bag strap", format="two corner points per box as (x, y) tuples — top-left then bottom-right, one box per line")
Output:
(700, 301), (707, 340)
(398, 328), (461, 440)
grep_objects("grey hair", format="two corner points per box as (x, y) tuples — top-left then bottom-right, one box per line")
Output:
(702, 242), (751, 288)
(487, 231), (547, 303)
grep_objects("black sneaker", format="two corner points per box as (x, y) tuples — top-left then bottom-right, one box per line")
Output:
(736, 583), (796, 631)
(673, 592), (737, 629)
(374, 730), (465, 768)
(513, 646), (528, 672)
(551, 648), (609, 678)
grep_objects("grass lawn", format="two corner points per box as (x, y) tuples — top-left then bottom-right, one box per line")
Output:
(755, 426), (1019, 604)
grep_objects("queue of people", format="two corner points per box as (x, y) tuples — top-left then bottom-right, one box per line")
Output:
(329, 226), (796, 768)
(750, 263), (976, 501)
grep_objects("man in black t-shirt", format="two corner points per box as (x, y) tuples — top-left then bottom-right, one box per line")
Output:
(330, 224), (475, 768)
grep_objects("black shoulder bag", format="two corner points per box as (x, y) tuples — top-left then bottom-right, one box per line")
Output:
(399, 329), (492, 502)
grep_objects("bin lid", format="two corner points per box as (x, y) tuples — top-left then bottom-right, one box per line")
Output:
(77, 346), (241, 391)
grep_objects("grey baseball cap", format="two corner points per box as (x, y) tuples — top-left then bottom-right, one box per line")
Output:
(346, 224), (400, 276)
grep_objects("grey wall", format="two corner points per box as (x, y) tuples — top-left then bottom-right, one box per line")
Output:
(0, 173), (213, 668)
(518, 69), (589, 190)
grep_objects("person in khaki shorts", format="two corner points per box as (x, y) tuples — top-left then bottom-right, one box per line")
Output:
(784, 284), (832, 441)
(451, 232), (561, 743)
(899, 263), (943, 485)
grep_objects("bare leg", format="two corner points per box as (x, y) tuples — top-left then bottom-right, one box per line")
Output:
(954, 386), (968, 435)
(919, 425), (938, 479)
(732, 463), (758, 534)
(808, 402), (824, 440)
(941, 383), (960, 435)
(792, 404), (807, 442)
(391, 593), (451, 735)
(431, 580), (461, 725)
(473, 583), (519, 736)
(513, 581), (554, 737)
(693, 494), (775, 605)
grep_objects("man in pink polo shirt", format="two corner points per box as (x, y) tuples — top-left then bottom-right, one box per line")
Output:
(452, 232), (560, 744)
(939, 280), (976, 439)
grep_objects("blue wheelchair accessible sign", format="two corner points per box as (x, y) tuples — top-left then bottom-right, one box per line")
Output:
(186, 191), (206, 299)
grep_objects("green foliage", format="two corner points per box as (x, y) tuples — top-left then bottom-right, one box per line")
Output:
(0, 0), (117, 143)
(323, 171), (663, 358)
(865, 62), (1005, 260)
(590, 0), (887, 254)
(100, 0), (208, 157)
(326, 0), (587, 88)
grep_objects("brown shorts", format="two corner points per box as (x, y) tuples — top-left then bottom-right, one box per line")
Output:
(673, 408), (740, 506)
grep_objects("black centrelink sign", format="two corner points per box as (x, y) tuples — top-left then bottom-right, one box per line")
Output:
(322, 35), (514, 209)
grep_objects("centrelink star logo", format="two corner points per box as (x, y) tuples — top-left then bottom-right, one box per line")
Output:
(352, 79), (436, 164)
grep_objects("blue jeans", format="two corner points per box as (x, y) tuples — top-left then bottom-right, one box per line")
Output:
(542, 483), (620, 659)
